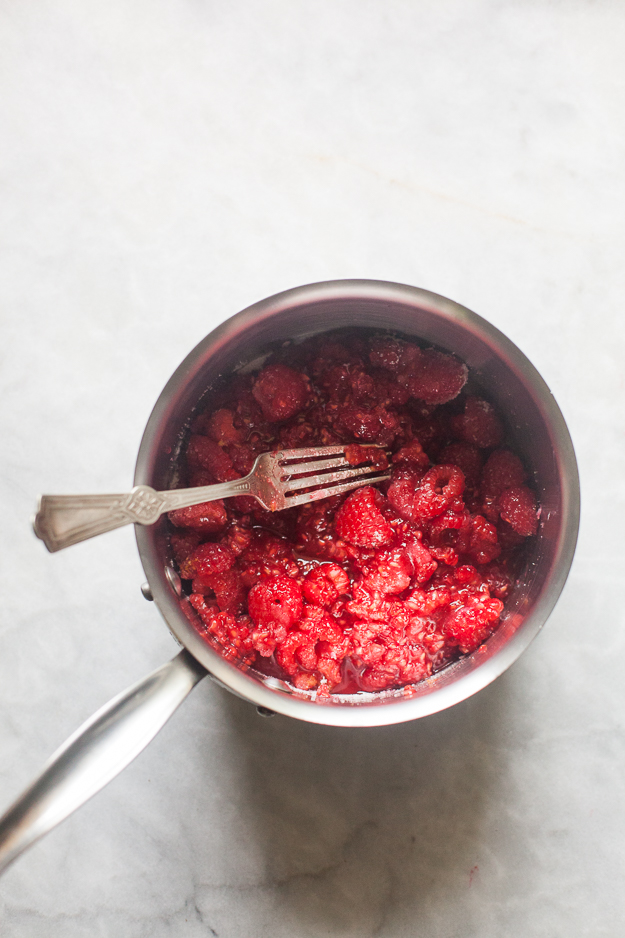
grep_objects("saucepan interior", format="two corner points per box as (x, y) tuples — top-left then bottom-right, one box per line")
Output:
(134, 280), (579, 727)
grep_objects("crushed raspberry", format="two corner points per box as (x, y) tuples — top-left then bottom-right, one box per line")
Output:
(171, 329), (539, 697)
(237, 532), (300, 586)
(361, 547), (413, 594)
(201, 568), (245, 614)
(391, 439), (430, 471)
(467, 515), (501, 565)
(499, 486), (538, 537)
(302, 564), (350, 607)
(335, 486), (394, 548)
(248, 576), (304, 655)
(345, 444), (389, 471)
(189, 595), (255, 664)
(252, 363), (310, 422)
(295, 496), (351, 562)
(336, 404), (401, 446)
(389, 465), (465, 521)
(443, 593), (504, 654)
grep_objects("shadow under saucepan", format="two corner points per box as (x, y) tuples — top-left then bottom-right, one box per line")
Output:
(191, 671), (514, 938)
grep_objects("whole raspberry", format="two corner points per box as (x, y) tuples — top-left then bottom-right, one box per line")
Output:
(168, 500), (228, 534)
(186, 435), (236, 482)
(248, 575), (303, 631)
(170, 530), (201, 566)
(499, 486), (538, 536)
(335, 486), (394, 548)
(481, 449), (525, 497)
(179, 542), (236, 581)
(401, 349), (468, 405)
(206, 408), (244, 444)
(252, 363), (310, 422)
(451, 397), (504, 449)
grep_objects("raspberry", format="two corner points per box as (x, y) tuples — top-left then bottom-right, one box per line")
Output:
(346, 581), (394, 622)
(252, 364), (310, 422)
(388, 465), (465, 521)
(361, 547), (413, 594)
(405, 586), (451, 615)
(451, 397), (504, 449)
(336, 404), (401, 446)
(179, 542), (236, 581)
(428, 509), (472, 550)
(206, 408), (244, 444)
(319, 364), (374, 403)
(168, 500), (228, 534)
(302, 564), (350, 607)
(275, 606), (348, 689)
(248, 575), (303, 631)
(203, 568), (245, 614)
(296, 496), (351, 562)
(170, 530), (201, 566)
(401, 349), (468, 405)
(443, 593), (504, 654)
(227, 443), (257, 476)
(186, 435), (236, 482)
(467, 515), (501, 565)
(385, 467), (425, 522)
(499, 486), (538, 536)
(369, 337), (422, 373)
(368, 369), (411, 407)
(404, 538), (438, 584)
(391, 439), (430, 471)
(439, 443), (483, 489)
(238, 532), (300, 586)
(335, 486), (394, 548)
(220, 522), (253, 557)
(481, 449), (525, 497)
(189, 595), (255, 664)
(345, 444), (389, 471)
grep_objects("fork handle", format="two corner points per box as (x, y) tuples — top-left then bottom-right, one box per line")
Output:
(34, 477), (255, 553)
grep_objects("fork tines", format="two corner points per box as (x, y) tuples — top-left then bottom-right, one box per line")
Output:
(276, 445), (390, 508)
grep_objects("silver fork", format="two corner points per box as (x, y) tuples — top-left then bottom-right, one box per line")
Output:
(33, 445), (390, 553)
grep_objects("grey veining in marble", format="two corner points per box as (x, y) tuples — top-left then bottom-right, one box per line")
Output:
(1, 0), (625, 935)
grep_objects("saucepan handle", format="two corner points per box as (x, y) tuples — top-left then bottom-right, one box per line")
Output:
(0, 649), (207, 876)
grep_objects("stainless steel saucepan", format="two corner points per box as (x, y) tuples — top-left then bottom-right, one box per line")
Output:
(0, 279), (580, 875)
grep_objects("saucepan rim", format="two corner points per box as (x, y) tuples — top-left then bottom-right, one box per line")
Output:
(134, 279), (580, 727)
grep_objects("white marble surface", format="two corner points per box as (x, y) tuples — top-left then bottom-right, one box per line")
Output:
(1, 0), (624, 934)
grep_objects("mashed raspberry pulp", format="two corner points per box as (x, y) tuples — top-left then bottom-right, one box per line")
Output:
(168, 331), (539, 697)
